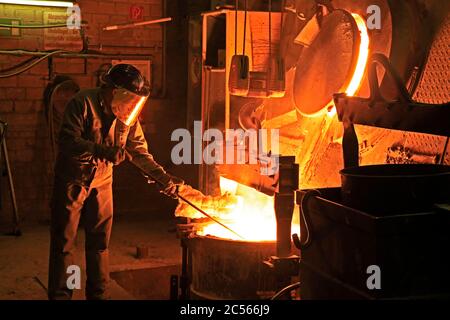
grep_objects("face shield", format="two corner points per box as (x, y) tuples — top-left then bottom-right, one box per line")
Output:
(111, 86), (150, 126)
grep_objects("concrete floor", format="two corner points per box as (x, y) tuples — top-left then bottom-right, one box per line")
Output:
(0, 214), (182, 300)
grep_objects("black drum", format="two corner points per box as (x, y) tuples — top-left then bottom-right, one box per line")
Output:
(340, 164), (450, 216)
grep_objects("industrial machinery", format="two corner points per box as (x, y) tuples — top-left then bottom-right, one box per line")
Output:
(172, 0), (449, 300)
(297, 50), (450, 299)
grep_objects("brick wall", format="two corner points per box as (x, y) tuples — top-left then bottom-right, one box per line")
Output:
(0, 0), (189, 224)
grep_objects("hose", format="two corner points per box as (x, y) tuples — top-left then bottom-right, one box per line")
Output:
(270, 282), (301, 300)
(0, 50), (67, 78)
(0, 120), (8, 144)
(0, 56), (36, 73)
(299, 189), (321, 249)
(0, 23), (70, 29)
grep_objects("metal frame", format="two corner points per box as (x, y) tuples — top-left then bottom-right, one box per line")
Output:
(0, 121), (20, 236)
(334, 53), (450, 168)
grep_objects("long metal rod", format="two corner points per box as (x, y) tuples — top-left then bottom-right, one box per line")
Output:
(440, 137), (449, 165)
(103, 17), (172, 31)
(33, 276), (48, 294)
(176, 193), (243, 240)
(270, 281), (300, 300)
(1, 123), (20, 234)
(130, 162), (244, 239)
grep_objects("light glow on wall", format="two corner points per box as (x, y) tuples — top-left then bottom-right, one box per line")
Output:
(0, 0), (74, 7)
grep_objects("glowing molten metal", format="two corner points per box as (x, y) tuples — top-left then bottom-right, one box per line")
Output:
(327, 12), (370, 117)
(196, 177), (300, 242)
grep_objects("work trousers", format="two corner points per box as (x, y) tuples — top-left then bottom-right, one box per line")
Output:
(48, 174), (113, 300)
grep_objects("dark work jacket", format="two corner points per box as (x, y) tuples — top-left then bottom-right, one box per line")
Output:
(55, 88), (170, 188)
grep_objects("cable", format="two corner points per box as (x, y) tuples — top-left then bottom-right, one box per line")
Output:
(0, 23), (70, 29)
(0, 50), (67, 78)
(47, 79), (79, 160)
(270, 282), (301, 300)
(242, 0), (247, 56)
(299, 189), (321, 249)
(0, 56), (36, 73)
(234, 0), (238, 56)
(269, 0), (272, 72)
(0, 120), (8, 145)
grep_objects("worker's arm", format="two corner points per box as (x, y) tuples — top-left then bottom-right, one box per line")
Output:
(58, 96), (97, 160)
(125, 120), (174, 187)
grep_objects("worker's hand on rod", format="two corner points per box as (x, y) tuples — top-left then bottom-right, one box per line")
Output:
(161, 175), (184, 199)
(94, 144), (126, 165)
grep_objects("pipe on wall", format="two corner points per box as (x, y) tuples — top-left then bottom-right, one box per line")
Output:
(0, 49), (153, 60)
(158, 0), (168, 99)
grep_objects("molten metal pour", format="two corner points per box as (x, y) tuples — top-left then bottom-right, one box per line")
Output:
(173, 160), (301, 243)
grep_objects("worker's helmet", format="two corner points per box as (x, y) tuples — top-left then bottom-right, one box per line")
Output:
(105, 64), (150, 126)
(105, 64), (148, 95)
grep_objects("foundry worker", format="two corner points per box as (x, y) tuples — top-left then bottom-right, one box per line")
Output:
(48, 64), (183, 300)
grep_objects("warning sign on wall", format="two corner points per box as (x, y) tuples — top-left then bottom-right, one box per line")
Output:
(43, 11), (83, 51)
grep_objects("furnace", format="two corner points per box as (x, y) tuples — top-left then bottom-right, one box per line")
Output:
(175, 156), (299, 299)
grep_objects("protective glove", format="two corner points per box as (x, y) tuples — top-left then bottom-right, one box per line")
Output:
(160, 175), (184, 199)
(94, 144), (126, 165)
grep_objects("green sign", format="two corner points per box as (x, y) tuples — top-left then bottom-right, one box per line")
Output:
(0, 18), (22, 37)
